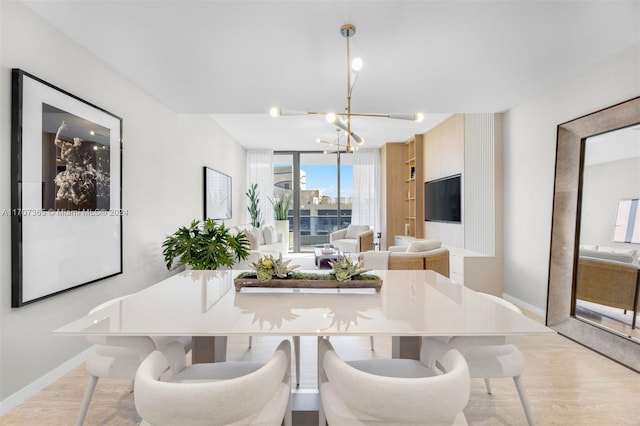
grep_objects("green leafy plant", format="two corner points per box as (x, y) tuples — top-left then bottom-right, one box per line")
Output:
(250, 253), (299, 281)
(269, 194), (292, 220)
(329, 255), (368, 282)
(245, 183), (263, 228)
(162, 218), (250, 270)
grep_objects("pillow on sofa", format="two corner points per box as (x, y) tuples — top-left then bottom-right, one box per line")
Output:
(263, 226), (278, 245)
(249, 227), (265, 245)
(242, 230), (258, 250)
(407, 239), (441, 252)
(345, 225), (369, 239)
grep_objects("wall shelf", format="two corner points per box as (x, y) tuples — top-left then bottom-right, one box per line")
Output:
(402, 136), (424, 239)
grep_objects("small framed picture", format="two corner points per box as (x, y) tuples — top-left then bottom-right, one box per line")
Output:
(203, 167), (232, 221)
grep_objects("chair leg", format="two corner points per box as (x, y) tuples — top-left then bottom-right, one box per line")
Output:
(248, 336), (252, 348)
(514, 375), (535, 426)
(76, 375), (98, 426)
(293, 336), (300, 386)
(484, 378), (492, 395)
(370, 336), (374, 351)
(284, 386), (293, 426)
(318, 397), (327, 426)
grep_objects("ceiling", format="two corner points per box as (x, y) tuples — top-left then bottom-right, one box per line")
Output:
(22, 1), (639, 151)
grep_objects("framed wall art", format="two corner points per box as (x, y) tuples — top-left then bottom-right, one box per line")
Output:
(203, 166), (232, 221)
(11, 69), (123, 307)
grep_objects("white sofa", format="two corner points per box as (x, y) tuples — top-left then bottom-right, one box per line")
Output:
(228, 224), (284, 269)
(329, 224), (374, 253)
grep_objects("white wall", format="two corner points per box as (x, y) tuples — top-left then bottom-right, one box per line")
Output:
(503, 45), (639, 309)
(580, 157), (640, 248)
(0, 1), (246, 402)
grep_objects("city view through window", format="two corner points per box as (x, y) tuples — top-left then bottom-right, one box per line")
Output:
(274, 155), (353, 251)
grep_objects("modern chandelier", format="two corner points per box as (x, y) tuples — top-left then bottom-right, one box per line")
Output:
(317, 129), (350, 154)
(269, 24), (424, 153)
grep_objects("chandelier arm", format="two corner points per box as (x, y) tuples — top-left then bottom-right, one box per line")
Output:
(346, 112), (390, 118)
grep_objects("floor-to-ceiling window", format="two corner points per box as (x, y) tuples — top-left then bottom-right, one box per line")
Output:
(274, 151), (353, 252)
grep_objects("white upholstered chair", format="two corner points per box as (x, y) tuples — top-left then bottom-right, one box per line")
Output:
(447, 293), (535, 426)
(249, 336), (301, 385)
(76, 295), (191, 426)
(329, 224), (374, 253)
(134, 339), (292, 426)
(318, 337), (470, 425)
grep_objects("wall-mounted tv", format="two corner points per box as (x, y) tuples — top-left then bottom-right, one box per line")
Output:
(203, 167), (232, 220)
(424, 174), (461, 223)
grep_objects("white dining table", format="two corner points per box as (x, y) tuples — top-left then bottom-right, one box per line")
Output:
(55, 269), (554, 363)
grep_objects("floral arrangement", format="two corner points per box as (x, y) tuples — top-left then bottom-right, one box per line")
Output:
(251, 253), (299, 281)
(329, 255), (368, 282)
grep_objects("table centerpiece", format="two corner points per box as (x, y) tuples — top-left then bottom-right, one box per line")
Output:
(234, 253), (382, 292)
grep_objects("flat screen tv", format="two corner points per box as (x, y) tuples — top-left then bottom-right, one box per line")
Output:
(424, 174), (461, 223)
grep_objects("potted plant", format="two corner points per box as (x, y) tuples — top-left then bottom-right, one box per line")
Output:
(270, 193), (292, 253)
(245, 183), (263, 228)
(162, 218), (250, 270)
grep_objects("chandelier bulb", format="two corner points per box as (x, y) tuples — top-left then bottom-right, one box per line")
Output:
(414, 113), (425, 123)
(326, 112), (337, 124)
(351, 57), (363, 72)
(269, 107), (282, 118)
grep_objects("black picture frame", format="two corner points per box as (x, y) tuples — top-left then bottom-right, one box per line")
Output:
(203, 167), (232, 221)
(11, 69), (123, 307)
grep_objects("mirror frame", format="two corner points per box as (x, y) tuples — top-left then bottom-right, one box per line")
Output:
(547, 96), (639, 372)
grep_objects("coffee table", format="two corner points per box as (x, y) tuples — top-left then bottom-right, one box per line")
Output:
(314, 247), (342, 269)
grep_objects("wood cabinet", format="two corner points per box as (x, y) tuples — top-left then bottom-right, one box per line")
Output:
(447, 246), (503, 296)
(403, 135), (424, 239)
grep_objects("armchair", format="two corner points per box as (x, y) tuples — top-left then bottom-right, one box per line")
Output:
(359, 239), (450, 277)
(329, 225), (374, 253)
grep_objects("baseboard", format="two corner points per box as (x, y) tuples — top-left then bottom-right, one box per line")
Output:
(503, 293), (546, 319)
(0, 347), (93, 416)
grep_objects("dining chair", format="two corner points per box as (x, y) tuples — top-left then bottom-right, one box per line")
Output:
(249, 336), (301, 385)
(446, 293), (535, 426)
(318, 336), (470, 425)
(76, 295), (191, 426)
(134, 339), (292, 426)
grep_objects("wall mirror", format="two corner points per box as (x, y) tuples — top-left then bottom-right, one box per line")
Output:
(547, 96), (639, 372)
(576, 127), (640, 336)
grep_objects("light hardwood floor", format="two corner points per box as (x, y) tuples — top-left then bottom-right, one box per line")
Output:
(2, 313), (639, 425)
